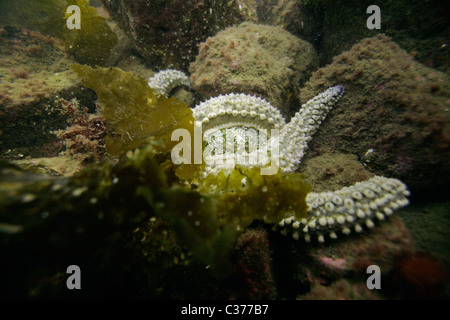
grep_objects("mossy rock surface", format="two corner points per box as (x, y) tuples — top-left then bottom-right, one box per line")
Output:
(299, 153), (373, 193)
(0, 27), (83, 158)
(190, 22), (318, 116)
(299, 35), (450, 193)
(0, 0), (118, 66)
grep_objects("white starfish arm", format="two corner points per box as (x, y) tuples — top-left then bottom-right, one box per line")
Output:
(276, 176), (410, 243)
(148, 69), (191, 96)
(279, 86), (345, 172)
(193, 93), (285, 131)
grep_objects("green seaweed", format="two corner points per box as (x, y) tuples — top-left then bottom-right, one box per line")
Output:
(0, 145), (235, 293)
(64, 0), (117, 66)
(71, 64), (205, 182)
(71, 64), (195, 155)
(0, 0), (117, 66)
(199, 166), (311, 228)
(141, 185), (238, 273)
(0, 0), (67, 38)
(1, 145), (311, 283)
(0, 143), (235, 262)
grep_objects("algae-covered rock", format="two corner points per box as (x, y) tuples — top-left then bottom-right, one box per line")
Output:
(397, 201), (450, 269)
(0, 27), (78, 110)
(100, 0), (244, 71)
(190, 22), (318, 116)
(299, 34), (450, 193)
(13, 155), (85, 177)
(291, 0), (449, 73)
(236, 0), (305, 37)
(0, 0), (67, 39)
(254, 0), (304, 36)
(0, 0), (118, 66)
(299, 153), (373, 193)
(0, 26), (81, 158)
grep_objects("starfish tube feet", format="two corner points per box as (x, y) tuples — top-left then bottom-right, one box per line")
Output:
(280, 85), (345, 171)
(276, 176), (410, 242)
(148, 69), (191, 96)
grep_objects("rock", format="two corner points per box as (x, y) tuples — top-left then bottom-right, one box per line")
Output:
(315, 216), (414, 276)
(0, 27), (78, 110)
(190, 22), (318, 116)
(0, 27), (89, 159)
(297, 215), (414, 299)
(232, 227), (277, 299)
(254, 0), (304, 36)
(290, 0), (449, 73)
(235, 0), (305, 37)
(13, 155), (85, 177)
(397, 200), (450, 268)
(100, 0), (244, 71)
(384, 251), (450, 299)
(299, 34), (450, 194)
(299, 153), (373, 192)
(299, 278), (381, 300)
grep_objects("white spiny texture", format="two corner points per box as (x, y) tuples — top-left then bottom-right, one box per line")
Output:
(148, 69), (191, 96)
(192, 87), (344, 175)
(193, 93), (285, 130)
(276, 176), (410, 242)
(193, 93), (286, 176)
(280, 85), (345, 171)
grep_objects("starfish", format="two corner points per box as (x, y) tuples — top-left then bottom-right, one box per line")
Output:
(148, 70), (411, 243)
(147, 69), (191, 96)
(192, 87), (345, 175)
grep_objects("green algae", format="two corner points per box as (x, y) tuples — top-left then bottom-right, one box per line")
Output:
(190, 21), (318, 116)
(71, 63), (205, 184)
(0, 0), (67, 38)
(1, 142), (312, 282)
(64, 0), (117, 66)
(0, 145), (234, 275)
(146, 186), (238, 273)
(0, 0), (117, 66)
(199, 166), (311, 228)
(71, 64), (195, 156)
